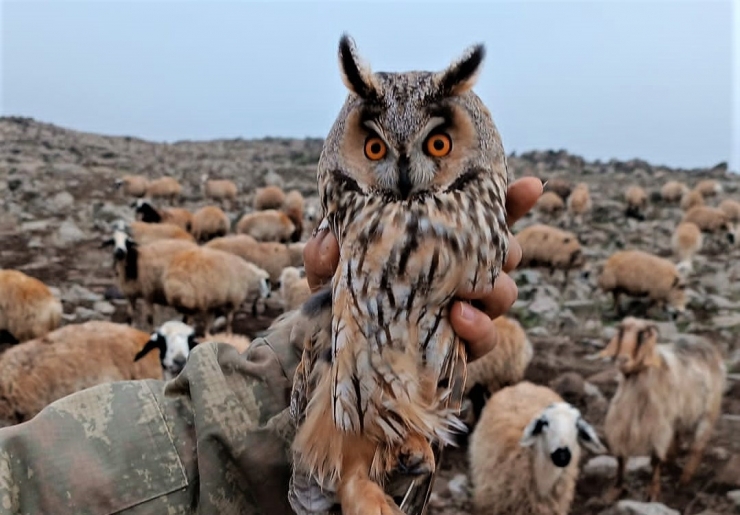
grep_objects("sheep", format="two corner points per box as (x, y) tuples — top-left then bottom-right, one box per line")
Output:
(536, 191), (565, 217)
(191, 205), (230, 243)
(133, 319), (197, 380)
(201, 332), (252, 354)
(469, 381), (606, 515)
(566, 182), (591, 224)
(680, 189), (704, 211)
(543, 177), (573, 200)
(205, 234), (305, 283)
(0, 269), (62, 344)
(201, 173), (238, 210)
(111, 219), (195, 245)
(596, 317), (726, 503)
(283, 188), (305, 242)
(463, 316), (534, 424)
(278, 266), (311, 312)
(235, 209), (296, 243)
(515, 224), (586, 287)
(0, 320), (175, 427)
(114, 174), (149, 198)
(304, 201), (322, 235)
(671, 222), (703, 272)
(101, 229), (197, 328)
(132, 199), (193, 233)
(719, 198), (740, 223)
(681, 205), (736, 248)
(162, 246), (272, 336)
(624, 185), (648, 220)
(253, 185), (286, 211)
(660, 180), (690, 203)
(597, 249), (687, 319)
(694, 178), (723, 197)
(146, 176), (182, 205)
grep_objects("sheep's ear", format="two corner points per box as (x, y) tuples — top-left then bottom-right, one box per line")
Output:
(187, 332), (198, 350)
(337, 33), (378, 100)
(436, 43), (486, 96)
(520, 416), (547, 447)
(100, 238), (115, 249)
(134, 333), (161, 362)
(597, 330), (622, 360)
(576, 418), (607, 454)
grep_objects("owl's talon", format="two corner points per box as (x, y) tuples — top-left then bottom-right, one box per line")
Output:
(396, 436), (435, 476)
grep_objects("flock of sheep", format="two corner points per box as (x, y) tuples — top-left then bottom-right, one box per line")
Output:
(461, 175), (736, 514)
(0, 167), (737, 514)
(0, 172), (318, 428)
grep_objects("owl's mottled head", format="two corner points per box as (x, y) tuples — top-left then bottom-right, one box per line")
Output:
(318, 33), (507, 203)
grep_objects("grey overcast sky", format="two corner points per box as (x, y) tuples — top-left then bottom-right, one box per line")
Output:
(2, 0), (738, 172)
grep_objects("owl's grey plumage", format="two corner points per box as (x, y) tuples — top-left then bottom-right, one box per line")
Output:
(289, 34), (510, 515)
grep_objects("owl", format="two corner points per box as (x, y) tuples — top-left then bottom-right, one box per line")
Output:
(289, 34), (510, 515)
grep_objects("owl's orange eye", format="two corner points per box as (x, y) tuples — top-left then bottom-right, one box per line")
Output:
(364, 136), (387, 161)
(425, 133), (452, 157)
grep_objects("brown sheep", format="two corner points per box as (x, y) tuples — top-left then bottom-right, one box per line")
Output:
(278, 266), (311, 312)
(114, 175), (149, 198)
(463, 316), (533, 425)
(201, 174), (238, 210)
(0, 321), (165, 427)
(671, 222), (703, 272)
(680, 189), (704, 211)
(191, 205), (230, 243)
(566, 182), (591, 224)
(146, 176), (182, 205)
(597, 317), (726, 503)
(132, 199), (193, 232)
(694, 179), (722, 197)
(469, 381), (606, 515)
(253, 185), (286, 211)
(681, 205), (736, 247)
(162, 247), (272, 336)
(0, 269), (62, 344)
(624, 185), (648, 220)
(536, 191), (565, 216)
(205, 234), (305, 283)
(515, 224), (585, 287)
(111, 220), (195, 246)
(719, 198), (740, 223)
(101, 229), (198, 328)
(597, 250), (687, 318)
(660, 180), (689, 203)
(283, 189), (305, 242)
(543, 177), (573, 200)
(235, 209), (296, 243)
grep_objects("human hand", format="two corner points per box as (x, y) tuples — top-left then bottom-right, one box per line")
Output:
(302, 176), (543, 362)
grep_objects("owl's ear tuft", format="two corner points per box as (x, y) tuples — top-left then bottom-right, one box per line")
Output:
(437, 43), (485, 96)
(338, 33), (377, 100)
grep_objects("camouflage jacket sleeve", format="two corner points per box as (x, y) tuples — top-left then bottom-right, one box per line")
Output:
(0, 310), (304, 515)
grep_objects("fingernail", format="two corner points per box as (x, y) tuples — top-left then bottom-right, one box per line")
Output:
(459, 302), (476, 321)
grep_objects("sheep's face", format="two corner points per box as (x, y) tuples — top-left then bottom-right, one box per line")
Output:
(134, 320), (198, 380)
(597, 317), (662, 374)
(520, 402), (606, 469)
(666, 277), (688, 316)
(111, 230), (134, 262)
(259, 276), (272, 299)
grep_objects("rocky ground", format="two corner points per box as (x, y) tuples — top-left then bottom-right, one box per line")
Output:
(1, 116), (739, 515)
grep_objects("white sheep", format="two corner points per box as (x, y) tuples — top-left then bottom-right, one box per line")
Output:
(624, 185), (648, 221)
(597, 249), (687, 319)
(111, 219), (195, 245)
(253, 185), (286, 211)
(201, 174), (238, 210)
(278, 266), (311, 312)
(515, 224), (586, 287)
(0, 320), (176, 427)
(694, 179), (723, 197)
(282, 189), (305, 242)
(206, 234), (305, 283)
(146, 176), (182, 205)
(235, 209), (296, 243)
(596, 317), (726, 503)
(133, 319), (197, 380)
(101, 228), (197, 328)
(566, 182), (591, 225)
(0, 269), (62, 344)
(469, 381), (606, 515)
(660, 180), (689, 203)
(719, 198), (740, 223)
(671, 221), (703, 273)
(162, 246), (271, 336)
(114, 174), (149, 198)
(681, 205), (736, 248)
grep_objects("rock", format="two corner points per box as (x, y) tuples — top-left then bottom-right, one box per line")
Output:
(607, 500), (680, 515)
(446, 474), (468, 499)
(727, 490), (740, 507)
(50, 191), (74, 211)
(20, 219), (54, 232)
(716, 454), (740, 487)
(93, 301), (116, 316)
(528, 289), (559, 318)
(583, 456), (652, 478)
(74, 306), (106, 322)
(712, 314), (740, 329)
(63, 284), (103, 305)
(54, 220), (87, 246)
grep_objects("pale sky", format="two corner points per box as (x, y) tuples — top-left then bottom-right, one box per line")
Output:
(2, 0), (738, 172)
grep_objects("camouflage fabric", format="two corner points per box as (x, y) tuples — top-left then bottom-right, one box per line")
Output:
(0, 310), (303, 515)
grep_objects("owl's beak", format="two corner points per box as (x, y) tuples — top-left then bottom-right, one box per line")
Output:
(397, 154), (412, 200)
